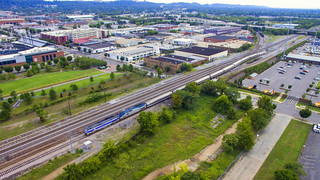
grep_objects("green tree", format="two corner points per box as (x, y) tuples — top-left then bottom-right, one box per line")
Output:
(26, 69), (33, 77)
(227, 107), (237, 120)
(2, 101), (11, 111)
(49, 88), (57, 101)
(129, 64), (133, 72)
(285, 162), (306, 176)
(299, 109), (312, 119)
(165, 66), (170, 72)
(0, 109), (11, 121)
(172, 92), (183, 109)
(10, 91), (17, 100)
(116, 64), (121, 71)
(4, 66), (13, 73)
(53, 57), (59, 64)
(247, 108), (268, 130)
(185, 82), (201, 97)
(236, 117), (255, 151)
(90, 76), (94, 83)
(180, 62), (192, 72)
(222, 133), (239, 153)
(157, 68), (163, 78)
(36, 108), (48, 122)
(274, 169), (298, 180)
(120, 56), (125, 61)
(88, 49), (92, 53)
(137, 111), (159, 135)
(224, 88), (240, 104)
(70, 84), (78, 91)
(238, 96), (253, 111)
(110, 72), (115, 80)
(212, 95), (233, 114)
(257, 95), (274, 115)
(23, 63), (30, 70)
(7, 98), (13, 104)
(62, 163), (82, 180)
(67, 56), (72, 62)
(41, 89), (47, 96)
(22, 92), (33, 105)
(14, 65), (21, 72)
(157, 107), (174, 124)
(47, 60), (52, 66)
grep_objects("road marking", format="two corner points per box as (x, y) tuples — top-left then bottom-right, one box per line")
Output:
(305, 155), (316, 158)
(303, 158), (316, 161)
(304, 162), (314, 165)
(304, 166), (314, 169)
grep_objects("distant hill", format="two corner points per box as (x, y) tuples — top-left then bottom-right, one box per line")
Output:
(0, 0), (319, 18)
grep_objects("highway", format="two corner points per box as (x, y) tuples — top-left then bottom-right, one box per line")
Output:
(0, 33), (304, 179)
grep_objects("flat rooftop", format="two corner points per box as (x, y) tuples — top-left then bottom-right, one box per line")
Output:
(206, 36), (236, 40)
(176, 46), (226, 56)
(287, 53), (320, 62)
(85, 41), (115, 49)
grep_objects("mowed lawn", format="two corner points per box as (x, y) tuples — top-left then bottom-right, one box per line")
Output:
(254, 120), (311, 180)
(0, 69), (102, 96)
(34, 73), (122, 95)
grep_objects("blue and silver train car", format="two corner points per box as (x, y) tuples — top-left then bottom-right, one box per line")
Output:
(85, 115), (120, 135)
(85, 102), (147, 135)
(119, 102), (147, 119)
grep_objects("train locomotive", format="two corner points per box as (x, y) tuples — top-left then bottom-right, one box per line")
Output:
(85, 102), (147, 135)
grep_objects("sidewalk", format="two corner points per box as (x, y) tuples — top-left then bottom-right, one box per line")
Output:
(222, 113), (292, 180)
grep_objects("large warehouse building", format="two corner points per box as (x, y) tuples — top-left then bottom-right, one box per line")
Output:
(40, 29), (110, 44)
(144, 54), (206, 74)
(204, 26), (241, 35)
(0, 18), (25, 25)
(0, 47), (64, 66)
(106, 45), (160, 62)
(286, 53), (320, 65)
(174, 46), (228, 61)
(204, 36), (237, 43)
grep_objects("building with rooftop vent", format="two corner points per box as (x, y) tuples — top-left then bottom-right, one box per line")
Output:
(204, 26), (241, 35)
(106, 45), (159, 62)
(144, 54), (207, 74)
(174, 46), (228, 61)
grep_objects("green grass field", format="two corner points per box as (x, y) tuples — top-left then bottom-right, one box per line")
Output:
(79, 95), (240, 180)
(254, 120), (311, 180)
(34, 73), (122, 96)
(0, 69), (102, 96)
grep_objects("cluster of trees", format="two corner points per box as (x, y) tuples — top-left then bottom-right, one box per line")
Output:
(144, 30), (159, 36)
(263, 28), (293, 36)
(0, 89), (12, 122)
(237, 43), (253, 52)
(223, 95), (276, 153)
(74, 56), (107, 69)
(274, 162), (305, 180)
(116, 64), (149, 77)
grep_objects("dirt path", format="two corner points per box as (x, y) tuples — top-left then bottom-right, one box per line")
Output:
(142, 119), (242, 180)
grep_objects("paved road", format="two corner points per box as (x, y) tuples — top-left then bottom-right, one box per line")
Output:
(222, 113), (292, 180)
(298, 130), (320, 180)
(275, 97), (320, 124)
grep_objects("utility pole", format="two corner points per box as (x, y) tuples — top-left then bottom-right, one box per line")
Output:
(312, 28), (318, 46)
(67, 99), (74, 153)
(282, 18), (292, 60)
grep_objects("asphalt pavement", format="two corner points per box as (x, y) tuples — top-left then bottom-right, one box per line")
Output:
(298, 130), (320, 180)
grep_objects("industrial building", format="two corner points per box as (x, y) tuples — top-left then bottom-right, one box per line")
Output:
(144, 54), (206, 74)
(286, 53), (320, 65)
(204, 36), (237, 43)
(204, 26), (241, 35)
(106, 45), (159, 62)
(208, 40), (252, 53)
(172, 38), (195, 46)
(154, 24), (178, 30)
(80, 41), (116, 53)
(174, 46), (228, 61)
(0, 18), (25, 25)
(40, 28), (110, 44)
(0, 47), (64, 66)
(273, 24), (299, 29)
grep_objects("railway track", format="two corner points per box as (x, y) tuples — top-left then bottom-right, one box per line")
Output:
(0, 34), (301, 178)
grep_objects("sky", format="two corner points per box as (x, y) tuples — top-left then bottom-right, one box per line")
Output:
(137, 0), (320, 9)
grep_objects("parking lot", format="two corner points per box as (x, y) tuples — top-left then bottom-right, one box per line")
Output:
(243, 61), (320, 103)
(298, 130), (320, 180)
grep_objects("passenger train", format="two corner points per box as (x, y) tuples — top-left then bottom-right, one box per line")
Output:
(84, 51), (265, 135)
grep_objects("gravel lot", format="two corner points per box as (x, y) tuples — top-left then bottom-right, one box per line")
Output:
(243, 61), (320, 102)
